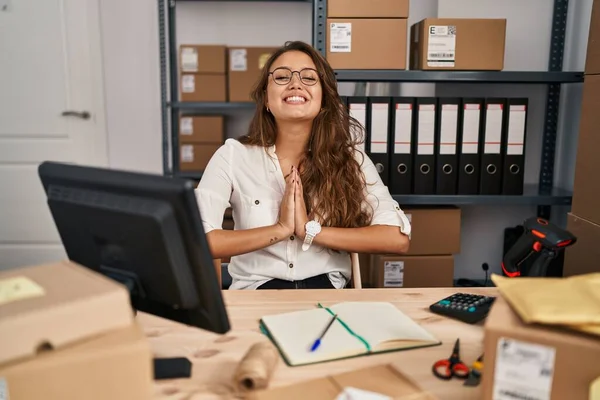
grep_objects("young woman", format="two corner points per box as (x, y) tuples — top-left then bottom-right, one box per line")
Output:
(195, 41), (411, 290)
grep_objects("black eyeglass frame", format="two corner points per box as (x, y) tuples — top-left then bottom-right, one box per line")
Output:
(267, 67), (321, 86)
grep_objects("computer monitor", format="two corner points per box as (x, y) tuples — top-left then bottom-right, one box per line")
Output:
(38, 161), (230, 336)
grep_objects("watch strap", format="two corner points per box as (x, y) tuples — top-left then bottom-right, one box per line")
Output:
(302, 233), (315, 251)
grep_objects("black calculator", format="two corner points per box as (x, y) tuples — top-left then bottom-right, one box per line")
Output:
(429, 293), (496, 324)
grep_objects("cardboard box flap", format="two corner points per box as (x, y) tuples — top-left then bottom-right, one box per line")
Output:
(0, 260), (134, 366)
(249, 364), (436, 399)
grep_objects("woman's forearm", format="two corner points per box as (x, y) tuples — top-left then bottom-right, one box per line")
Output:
(206, 224), (289, 259)
(312, 225), (409, 254)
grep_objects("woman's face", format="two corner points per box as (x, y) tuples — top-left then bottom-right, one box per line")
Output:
(265, 50), (323, 123)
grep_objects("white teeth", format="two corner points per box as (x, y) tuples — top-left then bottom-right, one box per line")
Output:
(285, 96), (306, 103)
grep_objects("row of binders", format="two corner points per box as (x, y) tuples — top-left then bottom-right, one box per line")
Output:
(342, 96), (529, 196)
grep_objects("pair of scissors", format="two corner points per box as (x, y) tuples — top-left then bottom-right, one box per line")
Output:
(432, 339), (470, 380)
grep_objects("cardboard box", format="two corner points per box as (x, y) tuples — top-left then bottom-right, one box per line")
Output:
(180, 143), (221, 171)
(0, 261), (134, 366)
(327, 0), (409, 18)
(585, 0), (600, 74)
(371, 255), (454, 288)
(410, 18), (506, 70)
(180, 73), (226, 102)
(326, 18), (407, 70)
(179, 116), (224, 144)
(179, 44), (226, 74)
(572, 74), (600, 225)
(564, 213), (600, 277)
(0, 323), (153, 400)
(228, 46), (277, 102)
(482, 295), (600, 400)
(403, 206), (461, 255)
(249, 364), (435, 400)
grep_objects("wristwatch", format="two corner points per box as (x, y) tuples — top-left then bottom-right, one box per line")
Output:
(302, 220), (322, 251)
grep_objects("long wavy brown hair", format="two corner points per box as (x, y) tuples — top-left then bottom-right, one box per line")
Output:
(238, 41), (373, 228)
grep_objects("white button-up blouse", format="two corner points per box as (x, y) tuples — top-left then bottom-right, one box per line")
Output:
(195, 138), (412, 290)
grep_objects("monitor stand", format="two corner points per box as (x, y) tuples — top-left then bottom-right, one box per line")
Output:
(102, 266), (193, 380)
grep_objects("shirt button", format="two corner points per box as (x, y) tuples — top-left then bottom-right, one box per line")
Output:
(290, 236), (295, 240)
(255, 200), (260, 205)
(289, 263), (294, 268)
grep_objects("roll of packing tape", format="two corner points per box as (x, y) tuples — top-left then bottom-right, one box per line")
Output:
(233, 341), (279, 393)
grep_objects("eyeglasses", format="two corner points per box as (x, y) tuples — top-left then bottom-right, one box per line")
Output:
(268, 67), (320, 86)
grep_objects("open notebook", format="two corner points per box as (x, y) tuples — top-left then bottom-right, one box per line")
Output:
(259, 302), (441, 367)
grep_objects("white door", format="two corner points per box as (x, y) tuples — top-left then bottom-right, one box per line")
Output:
(0, 0), (108, 270)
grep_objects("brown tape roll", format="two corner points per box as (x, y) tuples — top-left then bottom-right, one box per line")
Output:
(233, 341), (280, 393)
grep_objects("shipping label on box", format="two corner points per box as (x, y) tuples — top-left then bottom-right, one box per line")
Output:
(230, 49), (248, 71)
(427, 25), (456, 68)
(181, 47), (199, 72)
(383, 261), (404, 287)
(181, 75), (195, 93)
(330, 22), (352, 52)
(492, 337), (556, 400)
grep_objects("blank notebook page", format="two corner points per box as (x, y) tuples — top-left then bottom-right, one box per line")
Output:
(330, 302), (439, 349)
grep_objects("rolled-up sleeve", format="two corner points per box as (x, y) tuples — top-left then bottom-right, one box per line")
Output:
(195, 142), (234, 234)
(359, 151), (412, 238)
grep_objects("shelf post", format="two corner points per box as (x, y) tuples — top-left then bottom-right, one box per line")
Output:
(168, 0), (181, 177)
(158, 0), (170, 175)
(538, 0), (569, 219)
(313, 0), (326, 56)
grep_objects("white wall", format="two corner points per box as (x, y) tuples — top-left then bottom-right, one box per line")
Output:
(98, 0), (592, 280)
(99, 0), (163, 174)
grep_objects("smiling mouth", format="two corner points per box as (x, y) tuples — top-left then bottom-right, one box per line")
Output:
(284, 96), (307, 104)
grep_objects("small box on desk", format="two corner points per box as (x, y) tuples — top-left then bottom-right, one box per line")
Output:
(482, 295), (600, 400)
(410, 18), (506, 70)
(0, 261), (153, 399)
(180, 73), (226, 102)
(370, 255), (454, 288)
(326, 18), (407, 70)
(179, 115), (224, 144)
(228, 46), (277, 102)
(327, 0), (409, 18)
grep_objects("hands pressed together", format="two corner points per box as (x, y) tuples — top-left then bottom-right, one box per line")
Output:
(277, 166), (309, 241)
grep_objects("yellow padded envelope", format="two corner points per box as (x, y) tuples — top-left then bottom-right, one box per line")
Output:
(491, 273), (600, 337)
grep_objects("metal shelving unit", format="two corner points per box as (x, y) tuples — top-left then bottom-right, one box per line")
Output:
(311, 0), (579, 216)
(159, 0), (581, 215)
(158, 0), (310, 179)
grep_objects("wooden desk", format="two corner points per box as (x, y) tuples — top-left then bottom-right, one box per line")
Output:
(138, 287), (497, 400)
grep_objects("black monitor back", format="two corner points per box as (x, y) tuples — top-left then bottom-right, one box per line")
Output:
(38, 161), (230, 334)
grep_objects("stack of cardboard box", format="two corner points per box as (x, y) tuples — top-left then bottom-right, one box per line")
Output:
(564, 3), (600, 277)
(179, 44), (227, 102)
(0, 261), (153, 399)
(179, 44), (278, 103)
(365, 206), (461, 288)
(326, 0), (409, 70)
(179, 115), (224, 172)
(177, 44), (278, 172)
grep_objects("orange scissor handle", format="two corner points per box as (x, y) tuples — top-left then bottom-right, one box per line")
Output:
(432, 359), (470, 380)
